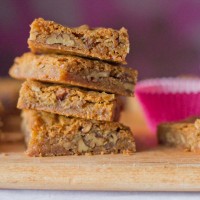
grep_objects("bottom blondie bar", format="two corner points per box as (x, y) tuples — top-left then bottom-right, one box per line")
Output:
(22, 110), (136, 156)
(158, 118), (200, 152)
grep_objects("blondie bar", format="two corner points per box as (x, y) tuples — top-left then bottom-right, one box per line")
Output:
(28, 18), (129, 64)
(22, 110), (136, 156)
(18, 80), (118, 121)
(9, 53), (137, 96)
(158, 118), (200, 152)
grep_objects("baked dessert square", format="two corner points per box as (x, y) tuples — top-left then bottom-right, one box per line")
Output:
(9, 53), (137, 96)
(18, 80), (119, 121)
(28, 18), (129, 64)
(158, 118), (200, 152)
(22, 110), (136, 156)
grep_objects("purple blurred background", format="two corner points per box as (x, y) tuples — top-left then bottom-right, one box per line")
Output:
(0, 0), (200, 79)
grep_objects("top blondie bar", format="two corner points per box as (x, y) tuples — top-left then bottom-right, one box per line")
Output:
(28, 18), (130, 64)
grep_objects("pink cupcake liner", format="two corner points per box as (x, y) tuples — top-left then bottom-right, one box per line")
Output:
(135, 77), (200, 133)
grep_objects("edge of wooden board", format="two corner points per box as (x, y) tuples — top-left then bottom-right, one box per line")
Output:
(0, 147), (200, 191)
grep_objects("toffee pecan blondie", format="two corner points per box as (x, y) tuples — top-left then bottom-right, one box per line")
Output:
(18, 80), (119, 121)
(9, 52), (137, 96)
(28, 18), (129, 64)
(158, 118), (200, 152)
(22, 110), (136, 156)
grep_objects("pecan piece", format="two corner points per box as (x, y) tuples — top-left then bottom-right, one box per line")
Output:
(81, 123), (92, 133)
(55, 88), (68, 101)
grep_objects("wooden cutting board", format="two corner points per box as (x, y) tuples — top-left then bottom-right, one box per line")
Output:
(1, 99), (200, 191)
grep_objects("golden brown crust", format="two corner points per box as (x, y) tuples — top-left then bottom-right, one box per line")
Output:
(158, 118), (200, 152)
(28, 18), (129, 64)
(9, 52), (137, 96)
(22, 110), (136, 156)
(18, 80), (118, 121)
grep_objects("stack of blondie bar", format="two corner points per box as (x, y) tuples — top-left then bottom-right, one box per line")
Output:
(9, 18), (138, 156)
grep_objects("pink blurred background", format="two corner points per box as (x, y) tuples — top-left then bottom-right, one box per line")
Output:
(0, 0), (200, 79)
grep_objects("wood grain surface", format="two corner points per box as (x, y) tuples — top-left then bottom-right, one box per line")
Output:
(0, 98), (200, 191)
